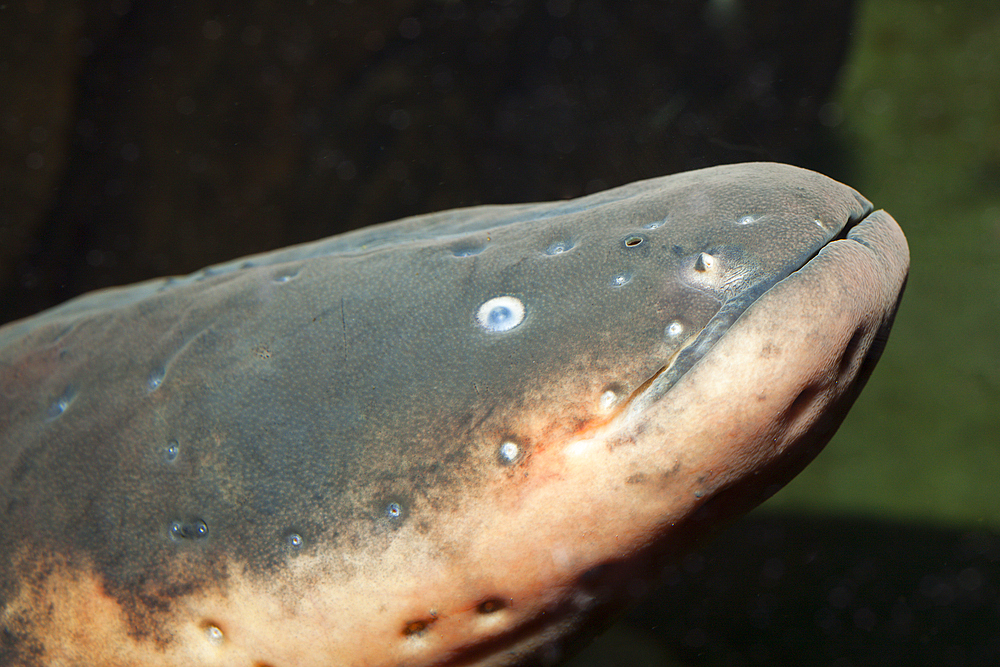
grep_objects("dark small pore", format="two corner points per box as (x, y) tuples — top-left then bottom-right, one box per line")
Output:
(477, 598), (506, 614)
(403, 617), (436, 636)
(377, 496), (410, 528)
(625, 473), (646, 485)
(285, 531), (304, 550)
(623, 234), (645, 248)
(164, 440), (179, 462)
(451, 241), (487, 257)
(170, 519), (209, 540)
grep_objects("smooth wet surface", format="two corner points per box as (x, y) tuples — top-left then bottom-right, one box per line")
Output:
(0, 163), (907, 666)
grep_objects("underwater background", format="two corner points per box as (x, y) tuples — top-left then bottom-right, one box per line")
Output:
(1, 1), (998, 665)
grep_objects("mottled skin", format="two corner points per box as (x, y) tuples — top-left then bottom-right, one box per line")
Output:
(0, 163), (908, 666)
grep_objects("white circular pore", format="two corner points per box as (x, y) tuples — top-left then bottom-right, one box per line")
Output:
(499, 441), (519, 462)
(610, 272), (631, 287)
(204, 626), (224, 645)
(476, 296), (525, 333)
(599, 390), (617, 410)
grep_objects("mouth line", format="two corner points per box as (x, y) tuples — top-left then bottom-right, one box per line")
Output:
(808, 200), (874, 261)
(621, 204), (876, 420)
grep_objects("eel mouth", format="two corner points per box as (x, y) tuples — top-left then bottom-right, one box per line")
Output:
(626, 198), (878, 419)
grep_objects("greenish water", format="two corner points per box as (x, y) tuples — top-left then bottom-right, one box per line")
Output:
(765, 0), (1000, 529)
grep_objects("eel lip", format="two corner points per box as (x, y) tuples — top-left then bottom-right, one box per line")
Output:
(640, 202), (907, 511)
(626, 195), (896, 421)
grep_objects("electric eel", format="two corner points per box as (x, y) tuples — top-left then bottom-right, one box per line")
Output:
(0, 162), (908, 666)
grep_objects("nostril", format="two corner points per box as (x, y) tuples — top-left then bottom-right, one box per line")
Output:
(402, 617), (435, 636)
(476, 598), (506, 614)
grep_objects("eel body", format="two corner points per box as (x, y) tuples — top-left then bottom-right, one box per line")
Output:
(0, 163), (908, 666)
